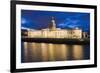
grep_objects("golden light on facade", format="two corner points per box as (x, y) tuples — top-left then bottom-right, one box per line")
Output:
(27, 29), (82, 39)
(25, 17), (82, 39)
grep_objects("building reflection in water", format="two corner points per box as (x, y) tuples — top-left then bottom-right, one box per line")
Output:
(23, 42), (28, 62)
(22, 42), (90, 63)
(41, 43), (49, 61)
(72, 45), (83, 60)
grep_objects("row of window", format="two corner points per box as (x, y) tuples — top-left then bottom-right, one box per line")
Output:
(27, 31), (82, 39)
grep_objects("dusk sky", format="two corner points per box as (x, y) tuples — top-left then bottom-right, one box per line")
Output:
(21, 10), (90, 32)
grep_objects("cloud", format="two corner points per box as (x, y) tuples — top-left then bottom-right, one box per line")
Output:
(21, 18), (27, 24)
(58, 18), (80, 29)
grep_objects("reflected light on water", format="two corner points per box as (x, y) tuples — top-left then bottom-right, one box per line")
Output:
(41, 43), (49, 61)
(22, 42), (89, 63)
(73, 45), (83, 60)
(48, 44), (55, 61)
(23, 42), (28, 62)
(60, 44), (68, 60)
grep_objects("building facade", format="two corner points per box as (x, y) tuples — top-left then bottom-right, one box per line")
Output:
(24, 17), (82, 39)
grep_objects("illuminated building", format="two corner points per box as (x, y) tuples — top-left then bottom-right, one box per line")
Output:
(23, 17), (83, 39)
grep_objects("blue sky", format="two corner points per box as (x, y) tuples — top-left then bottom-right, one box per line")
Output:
(21, 10), (90, 32)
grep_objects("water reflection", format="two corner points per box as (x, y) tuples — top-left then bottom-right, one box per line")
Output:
(72, 45), (83, 60)
(21, 42), (90, 63)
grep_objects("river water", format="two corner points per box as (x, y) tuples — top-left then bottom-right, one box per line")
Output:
(21, 42), (90, 63)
